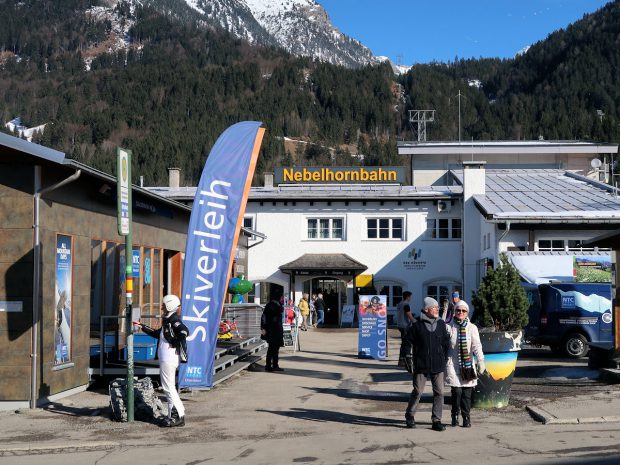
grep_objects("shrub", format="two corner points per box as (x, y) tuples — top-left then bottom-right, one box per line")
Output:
(472, 253), (529, 331)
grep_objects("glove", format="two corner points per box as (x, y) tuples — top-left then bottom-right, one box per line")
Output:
(477, 360), (486, 375)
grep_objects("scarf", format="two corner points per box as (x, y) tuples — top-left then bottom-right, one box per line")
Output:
(456, 318), (477, 381)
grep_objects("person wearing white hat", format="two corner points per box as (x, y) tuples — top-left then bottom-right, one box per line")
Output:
(444, 299), (485, 428)
(134, 294), (188, 427)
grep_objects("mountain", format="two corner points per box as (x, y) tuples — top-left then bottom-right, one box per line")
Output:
(185, 0), (376, 68)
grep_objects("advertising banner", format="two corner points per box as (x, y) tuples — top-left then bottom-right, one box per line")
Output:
(573, 255), (612, 283)
(54, 234), (73, 365)
(358, 295), (387, 359)
(179, 122), (265, 388)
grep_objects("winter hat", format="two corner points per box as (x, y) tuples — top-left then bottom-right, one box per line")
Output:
(454, 300), (469, 311)
(423, 297), (439, 309)
(452, 291), (460, 299)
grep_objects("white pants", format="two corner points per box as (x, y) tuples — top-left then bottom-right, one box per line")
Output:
(160, 361), (185, 418)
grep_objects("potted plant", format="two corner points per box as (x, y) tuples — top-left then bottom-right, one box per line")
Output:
(471, 253), (529, 408)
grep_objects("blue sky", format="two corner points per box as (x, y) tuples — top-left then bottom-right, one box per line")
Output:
(319, 0), (611, 64)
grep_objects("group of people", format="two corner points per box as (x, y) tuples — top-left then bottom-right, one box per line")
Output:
(397, 292), (485, 431)
(297, 292), (327, 330)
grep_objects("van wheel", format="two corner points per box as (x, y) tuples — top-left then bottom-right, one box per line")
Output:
(563, 333), (589, 358)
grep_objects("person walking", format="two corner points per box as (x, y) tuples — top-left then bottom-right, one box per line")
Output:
(396, 291), (415, 371)
(443, 291), (460, 323)
(298, 293), (310, 331)
(404, 297), (451, 432)
(261, 291), (285, 372)
(309, 293), (317, 326)
(314, 293), (326, 327)
(445, 300), (485, 428)
(133, 294), (188, 427)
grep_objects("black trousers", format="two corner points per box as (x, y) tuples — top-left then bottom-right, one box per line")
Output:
(266, 343), (280, 368)
(451, 386), (473, 417)
(398, 328), (412, 362)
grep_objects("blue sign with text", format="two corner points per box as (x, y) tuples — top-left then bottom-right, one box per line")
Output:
(358, 295), (388, 360)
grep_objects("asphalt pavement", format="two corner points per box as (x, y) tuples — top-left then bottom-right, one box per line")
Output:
(0, 328), (619, 465)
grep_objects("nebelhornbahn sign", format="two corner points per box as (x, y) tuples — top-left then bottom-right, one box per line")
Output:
(274, 167), (405, 185)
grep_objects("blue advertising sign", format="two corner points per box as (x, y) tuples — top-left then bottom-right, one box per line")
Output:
(132, 249), (140, 278)
(358, 295), (388, 360)
(54, 234), (73, 365)
(179, 122), (265, 388)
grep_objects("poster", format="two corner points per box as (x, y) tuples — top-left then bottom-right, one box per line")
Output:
(573, 255), (612, 283)
(54, 234), (73, 365)
(340, 305), (356, 327)
(358, 295), (387, 359)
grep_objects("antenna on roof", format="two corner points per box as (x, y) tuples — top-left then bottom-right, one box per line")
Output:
(408, 110), (435, 142)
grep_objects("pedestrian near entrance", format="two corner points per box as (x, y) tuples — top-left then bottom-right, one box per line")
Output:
(309, 293), (317, 326)
(445, 300), (485, 428)
(314, 293), (326, 327)
(404, 297), (451, 431)
(299, 293), (310, 331)
(261, 292), (285, 372)
(396, 291), (415, 371)
(443, 292), (460, 323)
(133, 294), (188, 427)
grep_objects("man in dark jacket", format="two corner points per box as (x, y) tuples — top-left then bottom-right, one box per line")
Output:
(404, 296), (451, 431)
(261, 291), (285, 372)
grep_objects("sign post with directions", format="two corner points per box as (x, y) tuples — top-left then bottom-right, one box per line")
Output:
(117, 148), (135, 422)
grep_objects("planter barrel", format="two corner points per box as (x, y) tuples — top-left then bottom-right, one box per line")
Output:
(473, 330), (522, 409)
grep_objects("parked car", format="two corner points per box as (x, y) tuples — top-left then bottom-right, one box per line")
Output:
(524, 282), (613, 358)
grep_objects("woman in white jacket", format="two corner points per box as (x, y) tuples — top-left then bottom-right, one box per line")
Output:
(445, 300), (485, 428)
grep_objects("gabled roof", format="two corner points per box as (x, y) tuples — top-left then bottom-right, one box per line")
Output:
(451, 168), (620, 223)
(280, 253), (367, 272)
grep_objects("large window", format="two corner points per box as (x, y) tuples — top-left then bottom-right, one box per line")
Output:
(366, 218), (404, 240)
(538, 239), (602, 252)
(307, 218), (344, 240)
(376, 283), (404, 307)
(426, 218), (461, 239)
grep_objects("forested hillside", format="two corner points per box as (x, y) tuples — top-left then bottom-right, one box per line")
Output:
(1, 0), (619, 185)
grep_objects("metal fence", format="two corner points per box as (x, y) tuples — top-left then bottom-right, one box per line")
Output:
(221, 303), (264, 339)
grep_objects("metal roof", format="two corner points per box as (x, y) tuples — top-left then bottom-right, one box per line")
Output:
(398, 140), (618, 155)
(0, 131), (191, 213)
(452, 168), (620, 222)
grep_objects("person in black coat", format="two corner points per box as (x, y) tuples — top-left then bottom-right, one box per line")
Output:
(404, 297), (451, 432)
(261, 292), (284, 372)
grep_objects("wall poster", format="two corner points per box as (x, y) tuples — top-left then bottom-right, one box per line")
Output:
(54, 234), (73, 365)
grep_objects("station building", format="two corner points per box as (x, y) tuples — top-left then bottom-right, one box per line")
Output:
(154, 140), (620, 325)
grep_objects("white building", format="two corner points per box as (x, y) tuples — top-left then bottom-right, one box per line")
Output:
(150, 140), (620, 324)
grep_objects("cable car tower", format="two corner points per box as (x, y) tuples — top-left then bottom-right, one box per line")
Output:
(409, 110), (435, 141)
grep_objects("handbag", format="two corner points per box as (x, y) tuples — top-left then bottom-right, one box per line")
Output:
(460, 366), (478, 382)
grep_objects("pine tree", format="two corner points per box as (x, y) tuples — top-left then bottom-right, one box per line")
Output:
(471, 254), (529, 331)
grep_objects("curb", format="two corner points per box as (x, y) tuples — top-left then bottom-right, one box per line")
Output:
(0, 441), (121, 456)
(526, 405), (620, 425)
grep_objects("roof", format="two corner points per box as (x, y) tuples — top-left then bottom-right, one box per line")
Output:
(398, 140), (619, 156)
(148, 184), (463, 201)
(250, 184), (462, 200)
(585, 230), (620, 248)
(0, 131), (191, 213)
(452, 169), (620, 223)
(280, 253), (367, 272)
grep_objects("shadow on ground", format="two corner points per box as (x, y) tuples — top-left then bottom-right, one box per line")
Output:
(257, 408), (421, 428)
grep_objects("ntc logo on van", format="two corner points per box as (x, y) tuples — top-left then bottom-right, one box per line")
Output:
(561, 296), (576, 309)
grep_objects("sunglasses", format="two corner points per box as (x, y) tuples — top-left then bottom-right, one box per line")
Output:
(455, 309), (468, 313)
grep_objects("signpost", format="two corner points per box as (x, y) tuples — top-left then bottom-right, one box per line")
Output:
(117, 148), (134, 422)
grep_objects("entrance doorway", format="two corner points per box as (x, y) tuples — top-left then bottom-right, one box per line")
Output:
(304, 278), (346, 325)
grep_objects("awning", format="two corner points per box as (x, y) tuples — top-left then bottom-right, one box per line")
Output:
(280, 253), (367, 277)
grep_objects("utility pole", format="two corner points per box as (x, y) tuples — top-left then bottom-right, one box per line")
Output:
(456, 90), (463, 142)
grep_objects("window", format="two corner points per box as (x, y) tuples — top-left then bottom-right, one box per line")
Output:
(426, 283), (462, 307)
(307, 218), (344, 240)
(538, 240), (565, 251)
(243, 216), (255, 239)
(377, 283), (404, 307)
(366, 218), (404, 240)
(426, 218), (461, 239)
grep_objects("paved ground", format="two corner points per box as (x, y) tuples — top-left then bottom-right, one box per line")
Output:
(1, 328), (619, 464)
